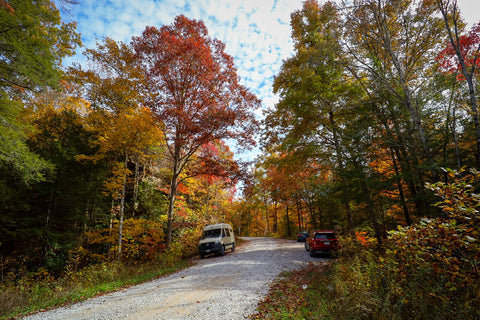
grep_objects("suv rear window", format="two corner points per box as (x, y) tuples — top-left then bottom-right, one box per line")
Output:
(315, 233), (335, 239)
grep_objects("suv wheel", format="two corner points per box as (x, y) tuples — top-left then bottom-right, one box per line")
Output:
(305, 242), (310, 251)
(309, 248), (316, 257)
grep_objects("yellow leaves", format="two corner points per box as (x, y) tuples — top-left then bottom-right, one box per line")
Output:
(84, 218), (166, 262)
(102, 161), (131, 198)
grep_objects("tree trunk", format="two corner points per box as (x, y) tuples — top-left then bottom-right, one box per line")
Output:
(285, 202), (291, 238)
(390, 148), (411, 225)
(358, 166), (383, 248)
(117, 154), (128, 261)
(132, 157), (140, 217)
(273, 200), (278, 233)
(329, 109), (354, 231)
(452, 107), (463, 169)
(165, 172), (178, 250)
(264, 196), (270, 234)
(296, 196), (303, 231)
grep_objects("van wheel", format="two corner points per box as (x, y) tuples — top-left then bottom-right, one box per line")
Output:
(231, 243), (235, 252)
(220, 245), (225, 256)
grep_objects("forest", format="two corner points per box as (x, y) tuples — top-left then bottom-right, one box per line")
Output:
(1, 0), (479, 318)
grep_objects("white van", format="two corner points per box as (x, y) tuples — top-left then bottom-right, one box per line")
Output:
(198, 223), (235, 258)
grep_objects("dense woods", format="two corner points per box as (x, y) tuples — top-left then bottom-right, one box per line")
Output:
(0, 2), (257, 278)
(1, 0), (479, 318)
(243, 0), (480, 240)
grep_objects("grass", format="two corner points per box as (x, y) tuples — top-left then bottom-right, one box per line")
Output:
(0, 258), (191, 319)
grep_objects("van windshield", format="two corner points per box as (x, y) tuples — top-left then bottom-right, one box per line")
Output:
(201, 228), (222, 239)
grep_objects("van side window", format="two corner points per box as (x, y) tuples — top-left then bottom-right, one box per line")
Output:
(226, 229), (230, 237)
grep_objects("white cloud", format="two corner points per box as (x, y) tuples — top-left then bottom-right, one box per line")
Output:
(59, 0), (304, 159)
(62, 0), (480, 161)
(461, 0), (480, 27)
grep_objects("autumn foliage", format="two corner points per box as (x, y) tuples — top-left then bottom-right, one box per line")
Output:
(2, 0), (480, 317)
(437, 23), (480, 80)
(133, 15), (259, 248)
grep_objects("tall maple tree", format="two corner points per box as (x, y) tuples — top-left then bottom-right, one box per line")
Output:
(133, 15), (260, 248)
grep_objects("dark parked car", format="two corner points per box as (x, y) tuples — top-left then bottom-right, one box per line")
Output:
(305, 230), (339, 257)
(297, 231), (309, 242)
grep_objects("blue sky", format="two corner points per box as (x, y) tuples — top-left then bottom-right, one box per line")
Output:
(61, 0), (305, 118)
(60, 0), (480, 161)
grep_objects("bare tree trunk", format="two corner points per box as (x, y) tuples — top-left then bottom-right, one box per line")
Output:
(117, 153), (128, 261)
(296, 196), (303, 231)
(264, 195), (270, 234)
(452, 107), (463, 169)
(285, 202), (291, 238)
(132, 157), (140, 217)
(329, 109), (354, 231)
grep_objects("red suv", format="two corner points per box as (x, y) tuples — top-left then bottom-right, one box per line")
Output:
(305, 230), (339, 257)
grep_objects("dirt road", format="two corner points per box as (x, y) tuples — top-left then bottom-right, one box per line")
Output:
(24, 237), (329, 320)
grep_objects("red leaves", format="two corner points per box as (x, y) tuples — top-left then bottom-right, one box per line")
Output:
(437, 22), (480, 79)
(132, 15), (259, 150)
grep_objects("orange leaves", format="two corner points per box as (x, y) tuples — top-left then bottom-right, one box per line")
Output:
(102, 161), (131, 199)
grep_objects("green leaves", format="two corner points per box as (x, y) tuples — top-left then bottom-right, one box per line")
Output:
(0, 91), (52, 184)
(0, 0), (80, 185)
(0, 0), (81, 91)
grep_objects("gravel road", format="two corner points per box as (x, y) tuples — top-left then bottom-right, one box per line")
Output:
(24, 237), (329, 320)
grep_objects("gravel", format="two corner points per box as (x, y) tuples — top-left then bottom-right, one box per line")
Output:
(23, 237), (329, 320)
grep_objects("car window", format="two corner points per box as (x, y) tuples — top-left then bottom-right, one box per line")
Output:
(315, 233), (335, 239)
(201, 229), (222, 239)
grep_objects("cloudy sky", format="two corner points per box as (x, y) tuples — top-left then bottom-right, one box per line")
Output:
(60, 0), (480, 160)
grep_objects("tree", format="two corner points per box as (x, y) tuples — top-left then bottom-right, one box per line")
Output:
(435, 0), (480, 167)
(69, 38), (164, 260)
(265, 0), (357, 231)
(133, 15), (260, 248)
(0, 0), (80, 183)
(344, 0), (444, 178)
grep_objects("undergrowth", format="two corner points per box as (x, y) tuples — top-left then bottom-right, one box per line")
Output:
(0, 253), (190, 319)
(252, 169), (480, 320)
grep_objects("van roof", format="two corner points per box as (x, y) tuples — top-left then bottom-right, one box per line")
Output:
(203, 223), (232, 230)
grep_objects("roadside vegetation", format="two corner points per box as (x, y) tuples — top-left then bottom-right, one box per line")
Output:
(0, 247), (190, 319)
(252, 170), (480, 320)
